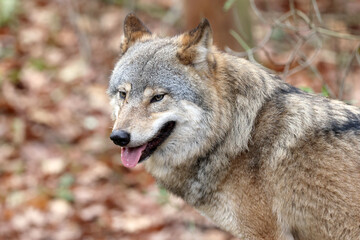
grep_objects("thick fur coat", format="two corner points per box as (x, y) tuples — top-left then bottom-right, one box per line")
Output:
(108, 14), (360, 240)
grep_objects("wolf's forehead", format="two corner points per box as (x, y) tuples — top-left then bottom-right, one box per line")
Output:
(109, 40), (174, 90)
(108, 39), (205, 106)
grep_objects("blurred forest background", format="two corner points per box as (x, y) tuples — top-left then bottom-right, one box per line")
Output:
(0, 0), (359, 239)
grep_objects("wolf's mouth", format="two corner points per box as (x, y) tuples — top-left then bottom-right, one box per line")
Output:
(121, 121), (176, 168)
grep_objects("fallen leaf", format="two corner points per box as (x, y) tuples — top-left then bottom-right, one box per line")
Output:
(20, 66), (49, 91)
(58, 57), (91, 83)
(48, 199), (73, 223)
(23, 207), (46, 227)
(78, 162), (111, 184)
(41, 157), (66, 175)
(79, 204), (105, 221)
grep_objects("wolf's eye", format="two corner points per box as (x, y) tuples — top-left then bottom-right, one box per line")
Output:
(150, 94), (165, 103)
(118, 91), (126, 99)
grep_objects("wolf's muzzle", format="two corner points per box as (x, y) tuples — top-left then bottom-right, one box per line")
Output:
(110, 130), (131, 146)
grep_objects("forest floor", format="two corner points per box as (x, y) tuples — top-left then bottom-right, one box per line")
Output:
(0, 0), (359, 240)
(0, 1), (236, 239)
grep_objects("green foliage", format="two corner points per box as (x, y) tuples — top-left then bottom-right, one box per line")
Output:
(230, 30), (250, 51)
(56, 188), (74, 202)
(7, 69), (20, 84)
(101, 0), (126, 5)
(157, 187), (169, 205)
(59, 173), (75, 188)
(299, 86), (314, 93)
(29, 58), (49, 71)
(224, 0), (254, 50)
(270, 27), (286, 41)
(299, 86), (331, 98)
(0, 42), (15, 59)
(136, 4), (168, 19)
(223, 0), (237, 11)
(0, 0), (19, 27)
(56, 173), (75, 202)
(321, 86), (330, 97)
(186, 220), (196, 232)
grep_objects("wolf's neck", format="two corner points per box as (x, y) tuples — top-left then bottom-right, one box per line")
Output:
(155, 57), (285, 206)
(221, 56), (284, 152)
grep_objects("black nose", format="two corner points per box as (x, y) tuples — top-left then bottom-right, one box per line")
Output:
(110, 130), (131, 146)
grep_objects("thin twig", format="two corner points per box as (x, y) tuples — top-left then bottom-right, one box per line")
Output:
(356, 46), (360, 65)
(249, 0), (268, 24)
(229, 30), (256, 62)
(299, 53), (336, 98)
(338, 47), (357, 100)
(300, 57), (336, 98)
(286, 32), (322, 77)
(64, 0), (92, 63)
(311, 0), (323, 24)
(230, 0), (360, 98)
(261, 47), (286, 68)
(273, 9), (360, 41)
(275, 10), (312, 31)
(289, 0), (297, 25)
(316, 28), (360, 41)
(289, 9), (360, 41)
(282, 36), (306, 79)
(226, 27), (273, 58)
(225, 47), (248, 58)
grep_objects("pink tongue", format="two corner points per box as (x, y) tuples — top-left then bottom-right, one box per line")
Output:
(121, 144), (147, 168)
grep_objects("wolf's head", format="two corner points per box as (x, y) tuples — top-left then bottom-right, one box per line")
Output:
(108, 14), (233, 177)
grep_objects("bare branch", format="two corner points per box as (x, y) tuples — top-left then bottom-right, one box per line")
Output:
(289, 0), (297, 25)
(356, 46), (360, 65)
(282, 37), (305, 79)
(338, 47), (357, 100)
(285, 33), (323, 77)
(228, 0), (360, 101)
(226, 26), (273, 58)
(249, 0), (268, 24)
(64, 0), (92, 63)
(261, 47), (286, 69)
(311, 0), (323, 24)
(316, 28), (360, 41)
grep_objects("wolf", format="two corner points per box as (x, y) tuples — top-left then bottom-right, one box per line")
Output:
(108, 13), (360, 240)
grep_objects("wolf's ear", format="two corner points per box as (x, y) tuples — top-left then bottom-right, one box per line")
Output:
(177, 18), (214, 66)
(120, 13), (152, 55)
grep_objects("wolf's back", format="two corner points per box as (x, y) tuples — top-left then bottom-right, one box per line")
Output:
(109, 14), (360, 240)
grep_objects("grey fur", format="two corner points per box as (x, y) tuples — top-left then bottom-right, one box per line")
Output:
(109, 39), (207, 109)
(109, 15), (360, 240)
